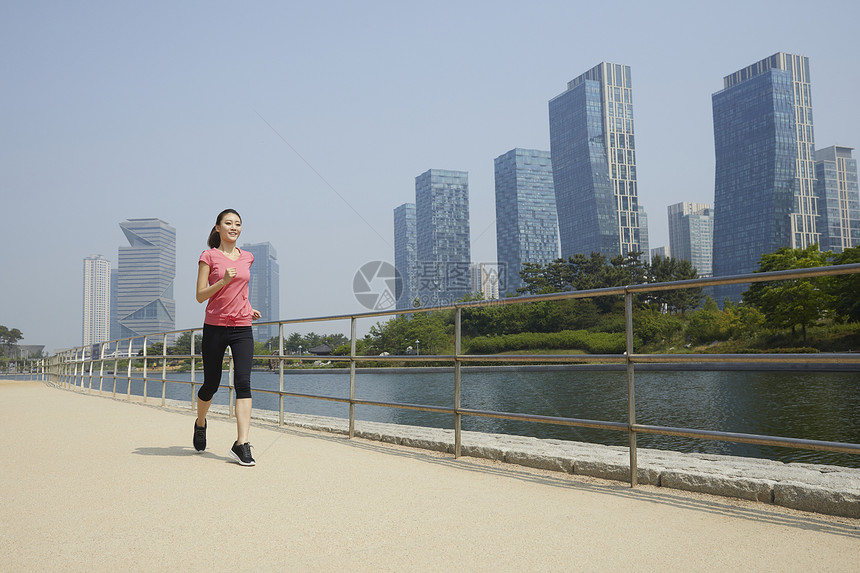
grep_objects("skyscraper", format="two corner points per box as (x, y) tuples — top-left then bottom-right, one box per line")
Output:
(116, 218), (176, 347)
(494, 148), (558, 295)
(242, 242), (280, 342)
(471, 263), (501, 300)
(415, 169), (471, 306)
(712, 52), (818, 301)
(815, 145), (860, 253)
(82, 255), (111, 346)
(394, 203), (417, 309)
(638, 205), (650, 263)
(668, 202), (714, 277)
(549, 62), (641, 259)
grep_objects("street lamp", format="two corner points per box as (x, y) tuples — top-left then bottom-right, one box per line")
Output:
(415, 339), (420, 356)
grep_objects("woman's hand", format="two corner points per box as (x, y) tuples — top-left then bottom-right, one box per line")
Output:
(252, 309), (261, 321)
(223, 267), (237, 285)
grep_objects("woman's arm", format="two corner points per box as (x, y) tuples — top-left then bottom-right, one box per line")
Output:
(196, 261), (235, 303)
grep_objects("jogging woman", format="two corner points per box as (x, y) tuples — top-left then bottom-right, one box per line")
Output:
(193, 208), (261, 466)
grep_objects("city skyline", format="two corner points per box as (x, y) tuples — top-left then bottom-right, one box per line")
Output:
(4, 2), (859, 353)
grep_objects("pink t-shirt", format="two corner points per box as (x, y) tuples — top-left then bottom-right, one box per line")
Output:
(199, 248), (255, 326)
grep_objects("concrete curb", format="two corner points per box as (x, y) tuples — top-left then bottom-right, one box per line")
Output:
(237, 406), (860, 519)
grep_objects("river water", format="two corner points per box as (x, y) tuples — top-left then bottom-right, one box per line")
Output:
(102, 367), (860, 468)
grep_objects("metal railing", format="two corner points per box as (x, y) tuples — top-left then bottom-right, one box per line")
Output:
(44, 263), (860, 486)
(1, 358), (47, 380)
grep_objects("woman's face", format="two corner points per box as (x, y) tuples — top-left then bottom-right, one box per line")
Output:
(216, 212), (242, 244)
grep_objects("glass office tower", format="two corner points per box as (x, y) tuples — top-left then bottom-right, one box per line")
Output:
(494, 148), (558, 295)
(116, 218), (176, 348)
(638, 205), (650, 263)
(815, 145), (860, 253)
(82, 255), (111, 346)
(549, 62), (641, 259)
(242, 242), (280, 343)
(394, 203), (417, 309)
(415, 169), (471, 306)
(668, 202), (714, 277)
(712, 52), (818, 301)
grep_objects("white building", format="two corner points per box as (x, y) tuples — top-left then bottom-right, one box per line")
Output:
(668, 202), (713, 277)
(83, 255), (111, 345)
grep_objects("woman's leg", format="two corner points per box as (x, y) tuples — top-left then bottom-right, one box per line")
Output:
(198, 324), (228, 426)
(235, 398), (252, 444)
(196, 397), (212, 427)
(230, 327), (255, 444)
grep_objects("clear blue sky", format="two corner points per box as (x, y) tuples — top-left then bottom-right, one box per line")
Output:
(3, 0), (859, 353)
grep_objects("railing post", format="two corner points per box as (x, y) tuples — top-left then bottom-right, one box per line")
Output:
(161, 333), (167, 407)
(98, 342), (105, 392)
(228, 346), (234, 418)
(126, 339), (133, 399)
(112, 342), (118, 397)
(142, 335), (148, 401)
(87, 348), (94, 391)
(73, 348), (79, 389)
(190, 330), (197, 410)
(454, 307), (462, 459)
(349, 317), (357, 439)
(278, 323), (284, 426)
(625, 289), (638, 487)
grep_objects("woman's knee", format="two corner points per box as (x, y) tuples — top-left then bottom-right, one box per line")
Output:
(197, 381), (220, 402)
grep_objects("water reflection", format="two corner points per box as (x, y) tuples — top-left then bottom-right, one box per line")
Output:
(100, 367), (860, 468)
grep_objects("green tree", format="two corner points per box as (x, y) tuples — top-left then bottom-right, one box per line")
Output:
(646, 255), (703, 313)
(829, 246), (860, 323)
(518, 252), (647, 313)
(743, 245), (834, 344)
(170, 331), (202, 355)
(0, 326), (24, 357)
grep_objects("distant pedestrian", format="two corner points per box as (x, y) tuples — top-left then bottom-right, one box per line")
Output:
(193, 208), (261, 466)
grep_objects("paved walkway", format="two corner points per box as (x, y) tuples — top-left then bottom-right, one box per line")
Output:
(2, 379), (858, 572)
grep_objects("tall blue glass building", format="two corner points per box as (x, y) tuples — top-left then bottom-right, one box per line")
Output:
(116, 218), (176, 348)
(415, 169), (471, 306)
(549, 62), (641, 260)
(712, 52), (819, 301)
(494, 148), (558, 295)
(394, 203), (417, 309)
(815, 145), (860, 254)
(242, 242), (280, 343)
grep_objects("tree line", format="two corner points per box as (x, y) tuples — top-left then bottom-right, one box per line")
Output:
(358, 246), (859, 356)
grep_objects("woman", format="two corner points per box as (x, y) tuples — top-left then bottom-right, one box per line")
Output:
(193, 209), (261, 466)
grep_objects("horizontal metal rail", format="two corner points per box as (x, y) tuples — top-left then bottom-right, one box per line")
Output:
(631, 424), (860, 455)
(45, 263), (860, 488)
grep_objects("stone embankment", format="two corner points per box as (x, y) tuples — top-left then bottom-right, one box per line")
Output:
(229, 405), (860, 519)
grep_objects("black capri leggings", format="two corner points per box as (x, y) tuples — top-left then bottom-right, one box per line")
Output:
(199, 324), (254, 401)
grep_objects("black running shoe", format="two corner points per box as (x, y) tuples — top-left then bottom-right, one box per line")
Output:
(229, 441), (256, 466)
(193, 419), (207, 452)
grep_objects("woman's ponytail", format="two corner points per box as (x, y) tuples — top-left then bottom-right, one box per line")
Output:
(207, 226), (220, 248)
